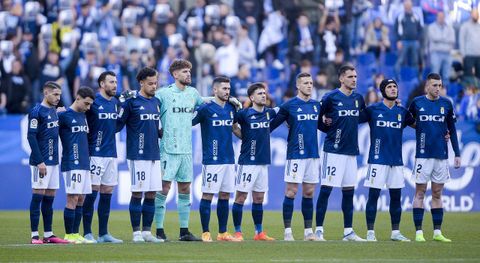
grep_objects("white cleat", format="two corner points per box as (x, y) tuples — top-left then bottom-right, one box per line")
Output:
(343, 231), (367, 242)
(391, 232), (411, 242)
(284, 232), (295, 241)
(142, 232), (164, 243)
(314, 230), (326, 241)
(366, 232), (377, 242)
(132, 232), (145, 243)
(304, 232), (317, 241)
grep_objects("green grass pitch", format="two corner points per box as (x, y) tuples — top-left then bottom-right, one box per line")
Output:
(0, 211), (479, 262)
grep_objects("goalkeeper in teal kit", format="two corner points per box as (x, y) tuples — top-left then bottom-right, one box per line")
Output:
(154, 59), (205, 241)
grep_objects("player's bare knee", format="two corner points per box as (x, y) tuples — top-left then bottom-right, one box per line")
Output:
(202, 193), (214, 201)
(285, 187), (298, 198)
(161, 180), (172, 195)
(44, 189), (56, 196)
(219, 192), (230, 200)
(33, 189), (45, 195)
(91, 185), (100, 192)
(100, 185), (114, 194)
(177, 182), (191, 194)
(131, 192), (143, 198)
(145, 191), (156, 199)
(235, 191), (247, 204)
(252, 192), (264, 203)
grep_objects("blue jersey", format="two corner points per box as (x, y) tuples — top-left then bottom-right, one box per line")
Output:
(270, 97), (320, 160)
(363, 102), (415, 165)
(117, 94), (161, 160)
(319, 89), (366, 155)
(86, 94), (120, 157)
(192, 102), (235, 165)
(58, 108), (90, 171)
(27, 104), (59, 166)
(235, 107), (276, 165)
(408, 96), (460, 159)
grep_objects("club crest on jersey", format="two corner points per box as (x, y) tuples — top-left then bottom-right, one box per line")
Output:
(355, 100), (359, 108)
(440, 107), (444, 114)
(157, 105), (160, 112)
(398, 114), (402, 121)
(118, 108), (124, 117)
(313, 105), (318, 112)
(30, 118), (38, 129)
(230, 111), (234, 119)
(266, 112), (270, 120)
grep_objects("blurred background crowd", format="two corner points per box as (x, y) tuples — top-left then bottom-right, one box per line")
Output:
(0, 0), (479, 123)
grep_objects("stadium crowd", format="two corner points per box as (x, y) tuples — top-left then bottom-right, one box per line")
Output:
(0, 0), (479, 122)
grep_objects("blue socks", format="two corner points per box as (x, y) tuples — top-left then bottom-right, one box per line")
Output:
(366, 188), (381, 230)
(30, 193), (43, 233)
(389, 188), (402, 230)
(41, 195), (54, 232)
(64, 207), (75, 234)
(199, 199), (211, 232)
(82, 190), (98, 235)
(282, 196), (294, 228)
(232, 202), (243, 232)
(316, 186), (332, 227)
(342, 188), (354, 228)
(252, 202), (263, 233)
(301, 197), (313, 229)
(413, 207), (425, 231)
(73, 205), (83, 234)
(98, 193), (112, 236)
(431, 208), (444, 230)
(129, 196), (142, 231)
(217, 199), (229, 233)
(142, 198), (155, 231)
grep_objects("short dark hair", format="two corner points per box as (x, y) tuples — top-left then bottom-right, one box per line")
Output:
(247, 82), (266, 97)
(338, 65), (356, 77)
(77, 86), (95, 100)
(426, 73), (441, 81)
(98, 70), (116, 87)
(296, 72), (312, 80)
(168, 59), (192, 76)
(43, 81), (61, 91)
(212, 76), (230, 87)
(136, 67), (158, 82)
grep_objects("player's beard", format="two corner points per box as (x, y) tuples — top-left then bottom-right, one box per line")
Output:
(179, 77), (191, 86)
(106, 88), (116, 97)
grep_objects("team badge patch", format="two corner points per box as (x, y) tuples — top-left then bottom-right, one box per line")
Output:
(355, 100), (358, 108)
(30, 118), (38, 129)
(398, 114), (401, 121)
(266, 112), (270, 120)
(440, 107), (444, 114)
(313, 105), (318, 112)
(118, 108), (124, 117)
(230, 111), (234, 119)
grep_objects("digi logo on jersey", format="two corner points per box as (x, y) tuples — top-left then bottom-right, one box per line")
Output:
(173, 107), (193, 113)
(72, 125), (89, 133)
(140, 114), (160, 121)
(251, 122), (270, 129)
(212, 120), (233, 127)
(46, 120), (59, 129)
(297, 114), (318, 121)
(98, 113), (118, 120)
(338, 110), (359, 117)
(376, 120), (401, 129)
(419, 115), (445, 122)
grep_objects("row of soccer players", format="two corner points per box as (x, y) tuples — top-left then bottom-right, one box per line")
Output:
(27, 60), (460, 244)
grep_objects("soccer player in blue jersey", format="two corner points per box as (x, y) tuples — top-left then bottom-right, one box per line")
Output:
(270, 72), (321, 241)
(82, 71), (123, 243)
(193, 76), (240, 242)
(408, 73), (461, 242)
(27, 81), (69, 244)
(362, 79), (415, 242)
(316, 65), (366, 241)
(117, 67), (163, 243)
(59, 87), (96, 244)
(231, 83), (276, 242)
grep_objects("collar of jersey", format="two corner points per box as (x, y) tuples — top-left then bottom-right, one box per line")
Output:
(170, 83), (190, 93)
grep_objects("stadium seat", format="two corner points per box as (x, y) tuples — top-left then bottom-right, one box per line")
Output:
(399, 67), (418, 81)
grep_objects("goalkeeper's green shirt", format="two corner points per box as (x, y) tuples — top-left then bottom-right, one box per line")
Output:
(155, 83), (204, 155)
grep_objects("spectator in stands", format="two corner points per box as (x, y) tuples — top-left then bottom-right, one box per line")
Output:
(363, 17), (391, 59)
(237, 25), (256, 69)
(428, 11), (455, 87)
(288, 14), (315, 65)
(233, 0), (263, 45)
(324, 49), (345, 89)
(178, 0), (206, 35)
(458, 85), (479, 121)
(3, 59), (31, 113)
(459, 9), (480, 84)
(230, 63), (252, 101)
(214, 32), (239, 78)
(318, 8), (340, 64)
(38, 51), (63, 103)
(394, 0), (423, 76)
(257, 9), (286, 70)
(364, 87), (380, 106)
(312, 70), (330, 100)
(125, 49), (144, 91)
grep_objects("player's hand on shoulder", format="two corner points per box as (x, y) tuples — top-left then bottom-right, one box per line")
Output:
(56, 106), (66, 113)
(119, 90), (137, 102)
(228, 97), (243, 110)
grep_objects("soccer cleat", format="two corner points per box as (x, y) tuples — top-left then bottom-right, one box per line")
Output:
(391, 232), (410, 242)
(73, 233), (95, 244)
(217, 232), (242, 242)
(132, 232), (145, 243)
(304, 232), (317, 241)
(63, 234), (78, 244)
(31, 236), (43, 244)
(201, 232), (212, 242)
(366, 232), (377, 242)
(343, 231), (367, 242)
(433, 233), (452, 242)
(142, 232), (164, 243)
(314, 230), (326, 241)
(415, 233), (426, 242)
(83, 233), (98, 243)
(156, 231), (168, 242)
(179, 232), (202, 241)
(254, 232), (275, 241)
(233, 232), (244, 241)
(43, 235), (69, 244)
(284, 231), (295, 241)
(97, 234), (123, 244)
